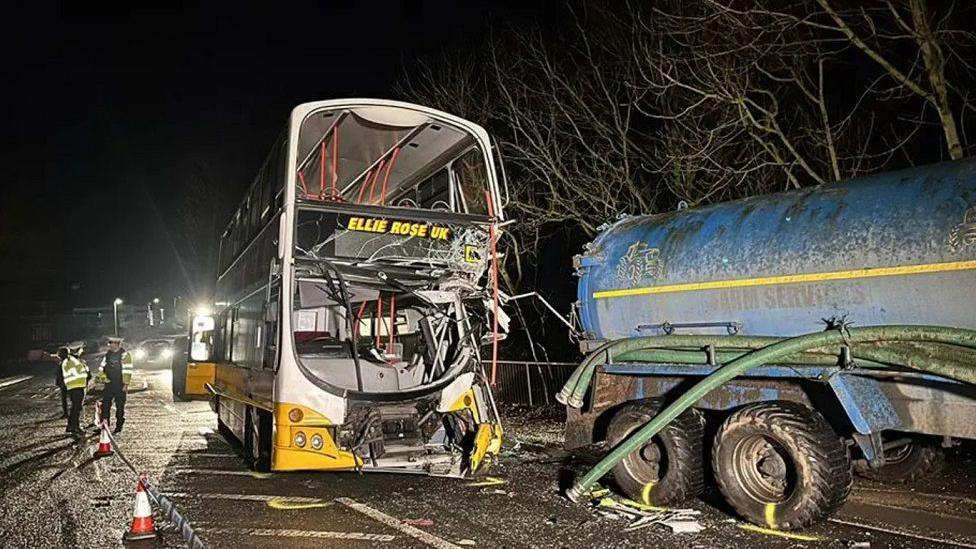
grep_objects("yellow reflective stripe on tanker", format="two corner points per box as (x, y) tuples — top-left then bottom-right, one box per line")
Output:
(592, 259), (976, 300)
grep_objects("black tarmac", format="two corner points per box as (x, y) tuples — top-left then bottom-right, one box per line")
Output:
(1, 362), (974, 548)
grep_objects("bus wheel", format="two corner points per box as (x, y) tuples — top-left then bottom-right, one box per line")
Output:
(713, 401), (851, 530)
(606, 399), (704, 506)
(853, 437), (944, 483)
(245, 405), (272, 472)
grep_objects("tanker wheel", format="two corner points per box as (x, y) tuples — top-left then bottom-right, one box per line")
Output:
(713, 401), (851, 530)
(853, 437), (944, 484)
(606, 399), (704, 506)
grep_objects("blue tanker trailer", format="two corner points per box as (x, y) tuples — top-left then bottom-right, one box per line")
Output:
(562, 159), (976, 529)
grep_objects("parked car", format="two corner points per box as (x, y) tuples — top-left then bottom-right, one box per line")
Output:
(133, 339), (174, 362)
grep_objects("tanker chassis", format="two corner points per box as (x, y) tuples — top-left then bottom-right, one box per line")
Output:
(562, 159), (976, 529)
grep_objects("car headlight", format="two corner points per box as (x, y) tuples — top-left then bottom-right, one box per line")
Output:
(294, 432), (307, 448)
(311, 434), (324, 450)
(161, 348), (173, 359)
(134, 349), (147, 360)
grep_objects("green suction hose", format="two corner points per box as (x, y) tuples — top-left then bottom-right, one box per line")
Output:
(565, 325), (976, 502)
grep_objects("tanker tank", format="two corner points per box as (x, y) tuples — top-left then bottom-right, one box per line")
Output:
(575, 159), (976, 342)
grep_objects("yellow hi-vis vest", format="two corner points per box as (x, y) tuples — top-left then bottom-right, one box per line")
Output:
(121, 351), (133, 384)
(100, 350), (134, 384)
(61, 356), (89, 390)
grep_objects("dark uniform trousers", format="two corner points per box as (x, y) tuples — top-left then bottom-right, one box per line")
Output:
(101, 382), (126, 427)
(55, 367), (68, 416)
(68, 388), (84, 431)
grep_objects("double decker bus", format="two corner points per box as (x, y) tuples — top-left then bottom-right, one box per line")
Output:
(179, 99), (507, 475)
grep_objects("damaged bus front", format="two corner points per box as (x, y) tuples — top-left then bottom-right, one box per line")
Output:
(206, 100), (507, 476)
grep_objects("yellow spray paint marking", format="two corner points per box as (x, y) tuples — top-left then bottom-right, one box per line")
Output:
(641, 482), (655, 506)
(597, 498), (619, 509)
(466, 476), (507, 487)
(764, 503), (777, 529)
(251, 472), (273, 479)
(619, 498), (668, 513)
(267, 497), (332, 510)
(738, 523), (822, 542)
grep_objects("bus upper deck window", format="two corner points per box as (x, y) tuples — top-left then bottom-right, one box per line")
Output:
(452, 149), (489, 216)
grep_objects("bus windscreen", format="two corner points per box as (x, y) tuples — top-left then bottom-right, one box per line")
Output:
(295, 106), (491, 215)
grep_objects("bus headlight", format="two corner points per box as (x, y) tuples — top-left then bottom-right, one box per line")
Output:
(134, 349), (147, 360)
(294, 432), (307, 448)
(161, 348), (173, 359)
(310, 434), (323, 450)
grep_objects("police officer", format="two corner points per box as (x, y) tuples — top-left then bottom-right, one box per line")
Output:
(58, 346), (89, 435)
(100, 336), (133, 433)
(53, 351), (68, 419)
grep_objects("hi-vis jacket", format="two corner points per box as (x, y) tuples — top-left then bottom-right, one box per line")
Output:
(100, 349), (133, 385)
(61, 356), (90, 391)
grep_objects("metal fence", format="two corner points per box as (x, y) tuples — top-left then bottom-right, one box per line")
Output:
(492, 360), (579, 406)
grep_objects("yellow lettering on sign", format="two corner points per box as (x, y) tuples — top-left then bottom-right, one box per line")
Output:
(345, 216), (452, 240)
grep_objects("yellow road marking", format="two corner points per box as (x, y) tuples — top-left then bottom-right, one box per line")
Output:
(592, 259), (976, 299)
(466, 476), (507, 487)
(764, 503), (776, 529)
(267, 497), (332, 510)
(739, 523), (822, 541)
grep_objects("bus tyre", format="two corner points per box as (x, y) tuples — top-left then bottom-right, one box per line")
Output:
(853, 438), (944, 483)
(245, 406), (272, 473)
(607, 399), (704, 506)
(713, 401), (851, 530)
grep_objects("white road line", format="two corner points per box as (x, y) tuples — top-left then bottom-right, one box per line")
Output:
(203, 527), (396, 542)
(169, 468), (272, 478)
(167, 492), (323, 503)
(0, 375), (33, 390)
(828, 518), (976, 548)
(157, 399), (181, 415)
(337, 498), (461, 549)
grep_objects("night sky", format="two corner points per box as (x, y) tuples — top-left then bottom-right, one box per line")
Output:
(2, 1), (545, 310)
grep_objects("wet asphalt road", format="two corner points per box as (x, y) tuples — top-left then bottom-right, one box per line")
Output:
(1, 363), (975, 548)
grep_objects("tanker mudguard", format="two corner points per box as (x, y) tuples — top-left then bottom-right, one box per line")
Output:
(577, 159), (976, 341)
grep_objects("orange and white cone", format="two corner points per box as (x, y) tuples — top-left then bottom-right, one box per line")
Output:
(123, 480), (157, 541)
(94, 421), (113, 457)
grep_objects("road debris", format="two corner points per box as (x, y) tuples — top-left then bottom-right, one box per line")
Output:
(586, 487), (704, 534)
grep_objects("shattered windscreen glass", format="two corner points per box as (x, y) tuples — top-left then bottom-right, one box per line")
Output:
(295, 105), (491, 216)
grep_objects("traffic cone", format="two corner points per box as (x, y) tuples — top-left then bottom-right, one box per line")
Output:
(123, 480), (157, 541)
(94, 421), (113, 457)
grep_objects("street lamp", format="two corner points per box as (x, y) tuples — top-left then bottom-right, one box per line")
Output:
(113, 298), (123, 336)
(148, 297), (160, 327)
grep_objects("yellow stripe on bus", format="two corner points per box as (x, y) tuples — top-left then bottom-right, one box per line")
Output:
(592, 259), (976, 300)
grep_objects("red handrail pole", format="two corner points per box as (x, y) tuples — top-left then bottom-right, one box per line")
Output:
(319, 140), (326, 200)
(485, 191), (500, 386)
(378, 147), (400, 205)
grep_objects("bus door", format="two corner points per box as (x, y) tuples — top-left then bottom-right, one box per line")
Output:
(172, 313), (217, 401)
